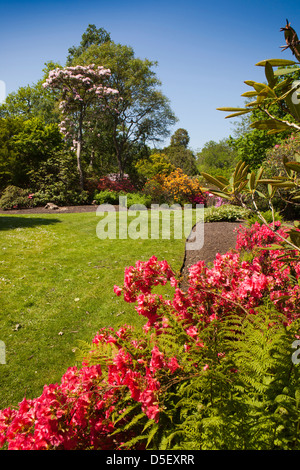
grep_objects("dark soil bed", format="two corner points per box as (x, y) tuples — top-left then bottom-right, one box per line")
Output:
(180, 221), (243, 290)
(0, 205), (104, 215)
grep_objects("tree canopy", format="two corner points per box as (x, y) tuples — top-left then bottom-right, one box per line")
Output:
(197, 139), (238, 178)
(70, 38), (177, 177)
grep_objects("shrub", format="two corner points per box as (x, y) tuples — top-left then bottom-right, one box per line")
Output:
(94, 191), (152, 209)
(31, 187), (91, 207)
(96, 175), (136, 193)
(143, 169), (207, 206)
(0, 186), (34, 210)
(124, 193), (152, 209)
(204, 204), (250, 222)
(93, 190), (120, 205)
(142, 175), (169, 204)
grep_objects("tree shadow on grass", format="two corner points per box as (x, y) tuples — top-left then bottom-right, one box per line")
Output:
(0, 216), (62, 231)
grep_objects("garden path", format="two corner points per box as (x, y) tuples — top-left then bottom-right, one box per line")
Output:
(179, 221), (243, 290)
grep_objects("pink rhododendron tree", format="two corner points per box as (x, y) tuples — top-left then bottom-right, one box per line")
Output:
(43, 65), (119, 189)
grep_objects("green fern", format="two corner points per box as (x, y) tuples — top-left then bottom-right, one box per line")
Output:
(153, 308), (300, 450)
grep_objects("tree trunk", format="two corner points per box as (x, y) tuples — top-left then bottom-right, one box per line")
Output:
(77, 113), (84, 190)
(76, 140), (84, 190)
(89, 149), (95, 168)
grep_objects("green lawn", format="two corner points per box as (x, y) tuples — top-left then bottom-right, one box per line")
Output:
(0, 211), (188, 409)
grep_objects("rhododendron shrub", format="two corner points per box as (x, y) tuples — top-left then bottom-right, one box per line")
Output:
(1, 223), (299, 450)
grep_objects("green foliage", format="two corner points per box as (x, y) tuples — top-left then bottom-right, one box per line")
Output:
(158, 310), (300, 450)
(228, 115), (285, 169)
(123, 192), (152, 209)
(204, 204), (250, 222)
(245, 209), (283, 226)
(135, 153), (175, 183)
(163, 129), (198, 176)
(0, 81), (61, 124)
(170, 128), (190, 148)
(0, 117), (64, 190)
(66, 24), (111, 65)
(0, 185), (33, 210)
(93, 190), (120, 205)
(32, 188), (91, 207)
(197, 139), (239, 178)
(26, 150), (90, 206)
(72, 37), (177, 177)
(164, 146), (198, 177)
(93, 190), (152, 208)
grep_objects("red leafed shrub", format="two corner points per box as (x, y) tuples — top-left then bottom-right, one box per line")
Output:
(96, 175), (136, 193)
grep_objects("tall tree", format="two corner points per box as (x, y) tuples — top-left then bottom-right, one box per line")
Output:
(43, 64), (119, 189)
(170, 128), (190, 148)
(164, 128), (198, 176)
(70, 35), (177, 178)
(66, 25), (111, 65)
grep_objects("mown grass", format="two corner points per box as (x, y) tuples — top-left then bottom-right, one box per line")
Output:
(0, 211), (189, 409)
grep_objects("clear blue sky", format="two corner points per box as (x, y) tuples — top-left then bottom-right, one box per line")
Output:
(1, 0), (299, 151)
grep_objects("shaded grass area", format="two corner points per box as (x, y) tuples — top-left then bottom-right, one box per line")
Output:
(0, 212), (187, 409)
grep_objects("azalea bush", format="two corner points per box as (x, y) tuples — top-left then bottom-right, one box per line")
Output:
(1, 221), (299, 450)
(143, 168), (206, 206)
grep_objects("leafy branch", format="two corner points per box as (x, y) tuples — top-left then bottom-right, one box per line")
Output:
(203, 20), (300, 254)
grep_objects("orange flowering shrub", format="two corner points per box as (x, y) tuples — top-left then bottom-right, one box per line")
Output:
(143, 168), (206, 205)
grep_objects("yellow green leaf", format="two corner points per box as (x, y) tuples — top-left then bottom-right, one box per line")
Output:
(241, 91), (258, 97)
(284, 161), (300, 173)
(216, 107), (249, 112)
(256, 59), (296, 67)
(274, 66), (300, 76)
(224, 110), (251, 119)
(201, 172), (228, 190)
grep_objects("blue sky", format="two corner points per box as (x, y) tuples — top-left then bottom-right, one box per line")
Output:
(1, 0), (299, 151)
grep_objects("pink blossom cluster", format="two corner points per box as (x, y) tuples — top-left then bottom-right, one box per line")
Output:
(0, 324), (179, 449)
(43, 65), (119, 149)
(1, 223), (299, 450)
(114, 224), (300, 333)
(0, 364), (116, 450)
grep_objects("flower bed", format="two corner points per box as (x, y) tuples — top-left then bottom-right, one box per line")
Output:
(0, 222), (299, 450)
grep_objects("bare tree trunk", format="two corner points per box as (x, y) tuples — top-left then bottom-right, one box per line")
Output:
(76, 139), (84, 190)
(77, 111), (84, 190)
(89, 149), (95, 168)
